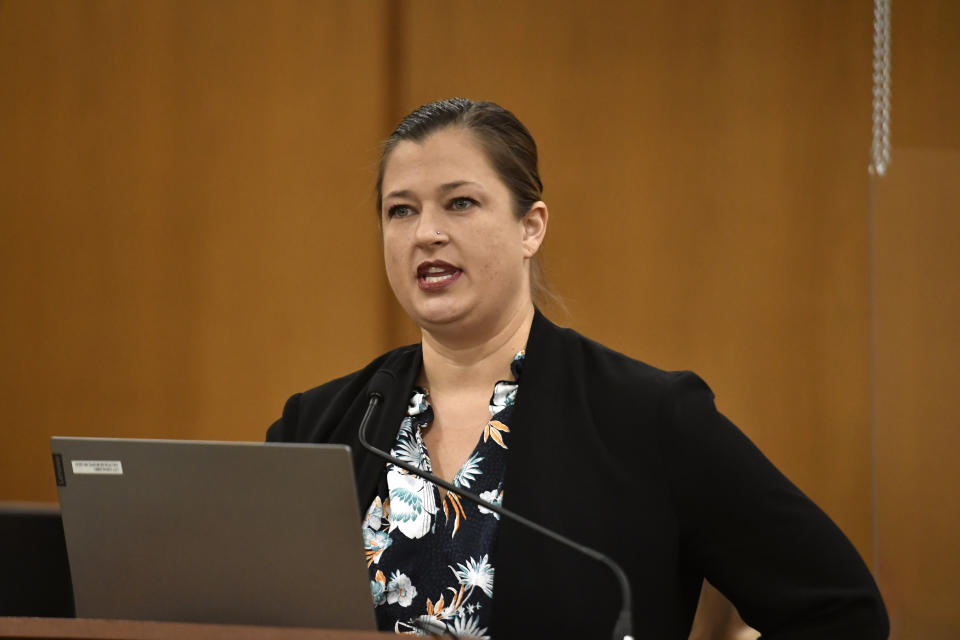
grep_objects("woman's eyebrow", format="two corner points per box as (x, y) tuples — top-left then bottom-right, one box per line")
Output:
(438, 181), (481, 193)
(385, 181), (481, 201)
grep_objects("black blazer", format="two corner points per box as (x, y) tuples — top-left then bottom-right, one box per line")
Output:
(267, 311), (887, 639)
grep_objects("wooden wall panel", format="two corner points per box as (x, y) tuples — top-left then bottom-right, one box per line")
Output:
(0, 0), (389, 501)
(395, 0), (874, 558)
(872, 2), (960, 637)
(891, 1), (960, 149)
(874, 150), (960, 638)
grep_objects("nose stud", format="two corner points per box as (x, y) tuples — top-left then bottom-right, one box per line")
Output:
(436, 231), (442, 236)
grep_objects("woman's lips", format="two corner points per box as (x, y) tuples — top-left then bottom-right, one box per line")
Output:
(417, 263), (462, 290)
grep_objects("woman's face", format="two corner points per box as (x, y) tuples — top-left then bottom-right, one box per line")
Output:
(380, 127), (545, 338)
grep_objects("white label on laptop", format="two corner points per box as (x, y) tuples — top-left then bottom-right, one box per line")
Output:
(71, 460), (124, 475)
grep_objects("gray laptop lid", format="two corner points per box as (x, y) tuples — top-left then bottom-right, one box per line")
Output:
(51, 437), (376, 630)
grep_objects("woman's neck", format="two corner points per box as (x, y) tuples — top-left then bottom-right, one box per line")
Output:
(419, 302), (534, 395)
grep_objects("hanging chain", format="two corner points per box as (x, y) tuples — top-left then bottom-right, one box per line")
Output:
(870, 0), (891, 175)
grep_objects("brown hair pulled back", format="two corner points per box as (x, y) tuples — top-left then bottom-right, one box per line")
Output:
(376, 98), (555, 310)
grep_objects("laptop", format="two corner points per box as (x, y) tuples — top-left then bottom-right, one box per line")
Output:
(51, 437), (376, 630)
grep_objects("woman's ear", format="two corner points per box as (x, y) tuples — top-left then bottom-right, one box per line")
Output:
(521, 201), (549, 258)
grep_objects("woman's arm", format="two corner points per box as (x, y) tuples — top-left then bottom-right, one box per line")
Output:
(658, 372), (888, 640)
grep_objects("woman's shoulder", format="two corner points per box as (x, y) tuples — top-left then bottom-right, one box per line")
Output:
(304, 345), (417, 398)
(533, 311), (711, 401)
(266, 343), (420, 443)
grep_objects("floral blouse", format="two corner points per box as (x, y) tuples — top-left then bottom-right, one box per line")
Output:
(362, 352), (524, 638)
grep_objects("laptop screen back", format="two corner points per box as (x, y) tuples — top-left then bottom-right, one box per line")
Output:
(52, 437), (375, 630)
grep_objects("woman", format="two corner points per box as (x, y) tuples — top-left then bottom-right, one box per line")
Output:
(267, 98), (888, 639)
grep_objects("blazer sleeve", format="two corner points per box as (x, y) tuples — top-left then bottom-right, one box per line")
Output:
(657, 372), (888, 640)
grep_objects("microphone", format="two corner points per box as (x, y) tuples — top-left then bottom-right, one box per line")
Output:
(358, 368), (635, 640)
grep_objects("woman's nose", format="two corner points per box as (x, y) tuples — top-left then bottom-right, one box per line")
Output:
(414, 207), (447, 246)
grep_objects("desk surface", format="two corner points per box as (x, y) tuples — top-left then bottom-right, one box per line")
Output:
(0, 617), (392, 640)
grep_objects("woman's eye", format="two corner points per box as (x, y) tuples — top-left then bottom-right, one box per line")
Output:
(387, 204), (414, 218)
(449, 197), (477, 211)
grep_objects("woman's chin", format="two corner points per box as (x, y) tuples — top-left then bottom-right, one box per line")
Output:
(411, 307), (468, 330)
(405, 298), (477, 332)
